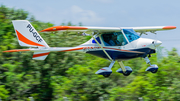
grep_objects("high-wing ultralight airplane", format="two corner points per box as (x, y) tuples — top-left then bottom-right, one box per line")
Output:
(3, 20), (176, 77)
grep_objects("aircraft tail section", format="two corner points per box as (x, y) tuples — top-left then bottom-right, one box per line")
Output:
(12, 20), (49, 48)
(8, 20), (50, 60)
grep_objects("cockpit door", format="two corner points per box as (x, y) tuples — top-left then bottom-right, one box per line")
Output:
(101, 32), (128, 47)
(121, 29), (140, 48)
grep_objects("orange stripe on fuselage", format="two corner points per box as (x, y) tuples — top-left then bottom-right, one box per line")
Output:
(33, 52), (50, 58)
(59, 47), (144, 54)
(16, 30), (45, 47)
(40, 26), (88, 32)
(60, 47), (84, 52)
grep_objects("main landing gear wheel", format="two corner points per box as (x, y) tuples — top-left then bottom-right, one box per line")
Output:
(103, 74), (111, 77)
(122, 72), (131, 76)
(95, 61), (115, 78)
(116, 65), (132, 76)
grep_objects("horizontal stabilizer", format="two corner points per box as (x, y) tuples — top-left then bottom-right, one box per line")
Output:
(3, 49), (50, 60)
(3, 49), (31, 52)
(32, 51), (50, 60)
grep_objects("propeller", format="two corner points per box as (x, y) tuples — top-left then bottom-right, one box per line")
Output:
(156, 46), (163, 63)
(154, 32), (163, 63)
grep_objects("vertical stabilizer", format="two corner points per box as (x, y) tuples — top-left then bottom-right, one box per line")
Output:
(12, 20), (49, 48)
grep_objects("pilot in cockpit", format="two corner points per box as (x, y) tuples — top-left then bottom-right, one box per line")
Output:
(108, 33), (122, 46)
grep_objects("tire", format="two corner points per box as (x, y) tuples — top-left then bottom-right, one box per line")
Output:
(151, 69), (158, 73)
(103, 74), (111, 77)
(123, 72), (131, 76)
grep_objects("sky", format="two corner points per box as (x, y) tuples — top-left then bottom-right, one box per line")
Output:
(0, 0), (180, 55)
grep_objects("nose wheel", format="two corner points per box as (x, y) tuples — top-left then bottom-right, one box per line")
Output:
(151, 69), (158, 73)
(144, 57), (159, 73)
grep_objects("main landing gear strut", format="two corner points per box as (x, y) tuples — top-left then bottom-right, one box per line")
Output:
(95, 60), (133, 77)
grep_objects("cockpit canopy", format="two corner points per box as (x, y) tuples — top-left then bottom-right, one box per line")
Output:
(101, 29), (140, 46)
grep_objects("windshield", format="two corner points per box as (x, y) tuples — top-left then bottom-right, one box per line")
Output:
(102, 31), (128, 46)
(122, 29), (140, 42)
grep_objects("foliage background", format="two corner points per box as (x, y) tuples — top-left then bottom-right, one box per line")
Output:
(0, 5), (180, 101)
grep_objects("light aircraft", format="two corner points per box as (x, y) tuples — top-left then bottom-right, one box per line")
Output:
(3, 20), (176, 77)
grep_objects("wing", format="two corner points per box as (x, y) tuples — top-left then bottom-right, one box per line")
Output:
(40, 25), (176, 35)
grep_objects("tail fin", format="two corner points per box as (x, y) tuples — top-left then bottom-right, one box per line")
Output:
(12, 20), (49, 48)
(11, 20), (50, 60)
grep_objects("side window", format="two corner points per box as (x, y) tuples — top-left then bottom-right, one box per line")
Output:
(102, 33), (111, 46)
(116, 32), (128, 46)
(102, 32), (128, 46)
(92, 37), (101, 44)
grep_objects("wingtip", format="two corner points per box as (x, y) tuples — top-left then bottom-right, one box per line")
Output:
(163, 26), (176, 29)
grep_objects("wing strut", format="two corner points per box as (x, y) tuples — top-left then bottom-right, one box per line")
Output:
(91, 32), (113, 61)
